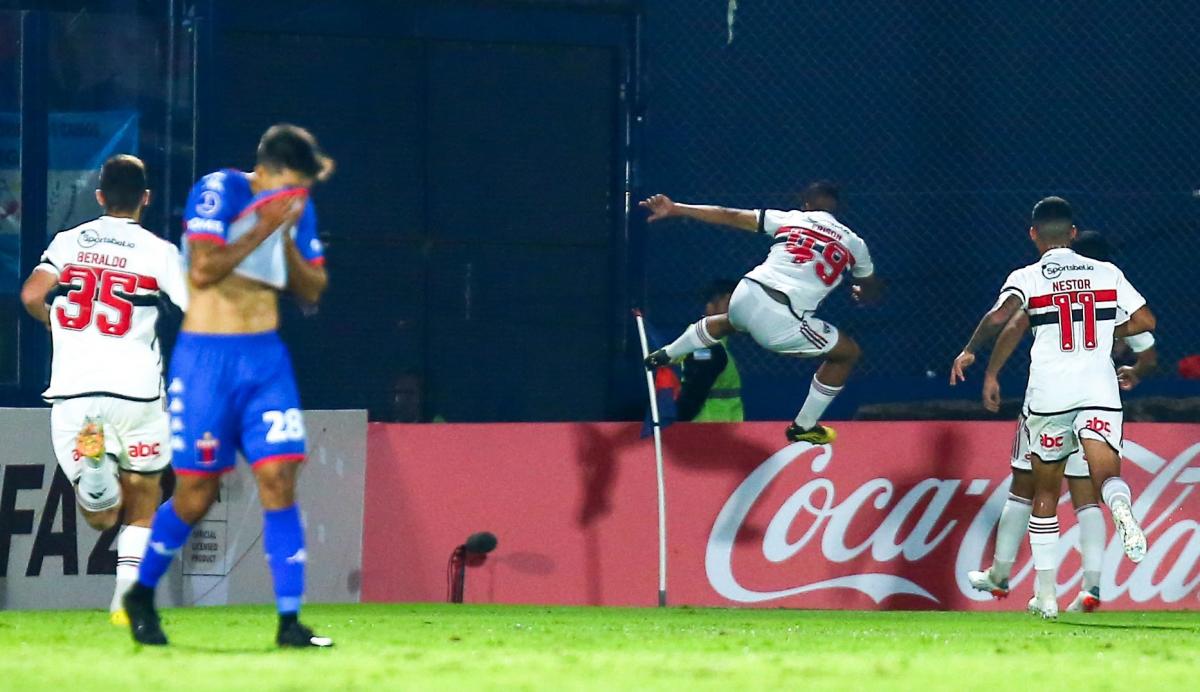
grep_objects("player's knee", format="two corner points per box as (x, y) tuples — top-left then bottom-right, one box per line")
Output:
(81, 507), (119, 531)
(832, 336), (861, 365)
(254, 462), (299, 508)
(1009, 469), (1035, 499)
(173, 475), (221, 523)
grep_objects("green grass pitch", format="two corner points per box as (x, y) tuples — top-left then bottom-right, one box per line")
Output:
(1, 604), (1197, 690)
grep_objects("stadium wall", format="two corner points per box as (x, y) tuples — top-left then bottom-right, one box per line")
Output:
(364, 421), (1200, 610)
(0, 409), (365, 611)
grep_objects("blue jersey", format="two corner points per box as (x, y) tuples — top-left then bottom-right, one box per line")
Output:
(183, 169), (324, 287)
(169, 169), (322, 473)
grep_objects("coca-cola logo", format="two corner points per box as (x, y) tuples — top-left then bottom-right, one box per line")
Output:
(705, 439), (1200, 606)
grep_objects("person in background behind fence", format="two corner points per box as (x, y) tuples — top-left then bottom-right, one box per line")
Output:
(641, 181), (881, 443)
(676, 280), (744, 423)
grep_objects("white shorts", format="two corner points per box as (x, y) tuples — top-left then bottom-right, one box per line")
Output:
(1009, 414), (1089, 478)
(727, 279), (839, 357)
(1020, 407), (1123, 466)
(50, 396), (171, 483)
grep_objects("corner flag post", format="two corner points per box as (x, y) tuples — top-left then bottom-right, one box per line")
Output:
(633, 310), (668, 607)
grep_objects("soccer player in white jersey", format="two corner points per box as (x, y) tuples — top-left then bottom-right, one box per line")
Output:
(961, 230), (1157, 613)
(19, 155), (188, 624)
(950, 197), (1156, 619)
(641, 182), (880, 443)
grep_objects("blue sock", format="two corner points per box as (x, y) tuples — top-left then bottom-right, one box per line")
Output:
(137, 499), (193, 589)
(263, 505), (306, 615)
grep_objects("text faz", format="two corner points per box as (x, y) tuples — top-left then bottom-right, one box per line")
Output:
(0, 464), (116, 577)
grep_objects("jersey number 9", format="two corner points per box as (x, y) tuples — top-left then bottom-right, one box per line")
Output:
(783, 228), (852, 286)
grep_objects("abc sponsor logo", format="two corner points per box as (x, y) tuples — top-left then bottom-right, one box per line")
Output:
(1086, 417), (1113, 435)
(1040, 434), (1065, 449)
(128, 442), (161, 459)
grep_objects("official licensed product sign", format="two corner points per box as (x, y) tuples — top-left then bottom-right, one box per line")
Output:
(365, 421), (1200, 610)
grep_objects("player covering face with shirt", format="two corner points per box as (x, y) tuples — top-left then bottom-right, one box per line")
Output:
(641, 182), (882, 444)
(123, 124), (333, 648)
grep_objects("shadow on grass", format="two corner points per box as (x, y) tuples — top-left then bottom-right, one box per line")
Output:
(158, 643), (278, 655)
(1057, 620), (1200, 633)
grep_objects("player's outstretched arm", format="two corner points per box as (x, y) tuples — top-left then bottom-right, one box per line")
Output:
(189, 197), (304, 288)
(20, 270), (57, 326)
(950, 294), (1022, 385)
(283, 234), (328, 304)
(639, 194), (758, 232)
(980, 312), (1029, 411)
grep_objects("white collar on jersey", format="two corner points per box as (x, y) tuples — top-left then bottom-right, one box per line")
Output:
(98, 215), (139, 224)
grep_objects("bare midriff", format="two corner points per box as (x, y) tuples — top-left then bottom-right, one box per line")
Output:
(182, 273), (279, 334)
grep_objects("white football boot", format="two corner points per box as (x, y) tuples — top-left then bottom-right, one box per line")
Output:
(1066, 587), (1101, 613)
(1027, 594), (1059, 620)
(966, 568), (1010, 598)
(1109, 498), (1147, 563)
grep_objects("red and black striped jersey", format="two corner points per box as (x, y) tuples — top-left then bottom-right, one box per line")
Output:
(996, 247), (1146, 413)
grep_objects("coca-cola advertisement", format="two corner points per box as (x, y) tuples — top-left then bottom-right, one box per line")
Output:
(363, 421), (1200, 610)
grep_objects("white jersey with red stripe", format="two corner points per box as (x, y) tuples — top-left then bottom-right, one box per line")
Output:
(36, 215), (189, 401)
(996, 247), (1147, 413)
(747, 209), (874, 312)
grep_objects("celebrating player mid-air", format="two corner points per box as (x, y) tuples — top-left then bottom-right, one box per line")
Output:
(21, 155), (187, 624)
(960, 230), (1157, 613)
(123, 124), (333, 647)
(641, 182), (880, 443)
(951, 197), (1156, 619)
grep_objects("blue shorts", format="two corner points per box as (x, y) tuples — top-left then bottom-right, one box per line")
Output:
(168, 331), (306, 475)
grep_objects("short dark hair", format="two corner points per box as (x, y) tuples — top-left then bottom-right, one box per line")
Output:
(257, 123), (334, 181)
(1031, 196), (1073, 242)
(1073, 229), (1112, 262)
(703, 279), (739, 303)
(802, 180), (840, 212)
(99, 154), (147, 213)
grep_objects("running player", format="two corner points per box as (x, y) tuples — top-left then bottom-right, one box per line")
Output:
(962, 230), (1157, 613)
(123, 124), (333, 647)
(640, 182), (881, 443)
(20, 155), (187, 624)
(950, 197), (1155, 619)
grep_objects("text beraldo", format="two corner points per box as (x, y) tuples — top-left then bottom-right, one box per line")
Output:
(705, 440), (1200, 606)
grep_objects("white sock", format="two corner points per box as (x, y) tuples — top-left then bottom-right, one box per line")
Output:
(663, 317), (719, 359)
(77, 454), (121, 513)
(991, 493), (1032, 582)
(1101, 477), (1133, 510)
(112, 525), (150, 612)
(1028, 515), (1059, 598)
(1075, 504), (1105, 592)
(793, 377), (843, 430)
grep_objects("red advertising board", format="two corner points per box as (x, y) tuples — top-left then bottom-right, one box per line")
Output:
(363, 422), (1200, 610)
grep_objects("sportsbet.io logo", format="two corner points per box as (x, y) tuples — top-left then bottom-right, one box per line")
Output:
(1041, 262), (1093, 279)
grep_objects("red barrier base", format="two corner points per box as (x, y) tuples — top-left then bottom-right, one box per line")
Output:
(363, 422), (1200, 610)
